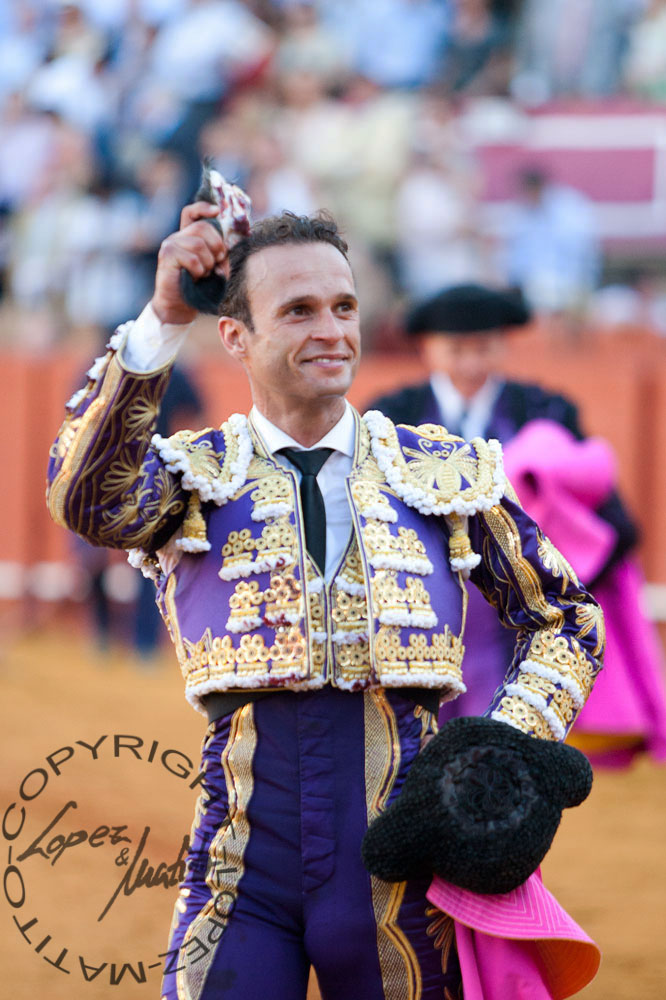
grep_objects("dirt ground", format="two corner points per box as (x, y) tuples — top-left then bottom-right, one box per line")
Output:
(1, 614), (665, 999)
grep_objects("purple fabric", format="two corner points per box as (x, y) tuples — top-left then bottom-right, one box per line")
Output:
(504, 420), (666, 765)
(162, 688), (462, 999)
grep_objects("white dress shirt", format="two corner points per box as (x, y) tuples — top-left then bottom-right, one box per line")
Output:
(250, 406), (355, 582)
(120, 302), (355, 582)
(429, 372), (503, 441)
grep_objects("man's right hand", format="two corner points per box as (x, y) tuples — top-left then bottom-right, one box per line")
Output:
(151, 201), (229, 326)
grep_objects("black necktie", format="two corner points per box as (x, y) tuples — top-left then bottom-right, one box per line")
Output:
(279, 447), (333, 574)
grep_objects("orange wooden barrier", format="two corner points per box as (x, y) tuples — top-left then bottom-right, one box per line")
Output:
(2, 326), (665, 596)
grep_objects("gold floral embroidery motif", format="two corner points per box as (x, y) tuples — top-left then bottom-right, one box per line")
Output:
(537, 532), (580, 594)
(402, 438), (483, 496)
(164, 428), (227, 486)
(98, 466), (186, 547)
(375, 418), (503, 509)
(99, 447), (146, 500)
(414, 704), (439, 746)
(123, 395), (161, 437)
(425, 906), (455, 974)
(570, 601), (606, 657)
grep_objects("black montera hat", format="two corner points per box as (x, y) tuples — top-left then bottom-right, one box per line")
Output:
(406, 283), (531, 336)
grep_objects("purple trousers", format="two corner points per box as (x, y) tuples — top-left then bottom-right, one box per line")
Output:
(161, 687), (462, 999)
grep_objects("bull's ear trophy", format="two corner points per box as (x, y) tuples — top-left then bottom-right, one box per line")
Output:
(179, 161), (252, 315)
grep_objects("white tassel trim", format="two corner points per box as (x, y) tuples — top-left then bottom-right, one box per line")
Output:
(264, 611), (301, 626)
(251, 502), (293, 521)
(175, 537), (211, 553)
(520, 658), (585, 710)
(224, 614), (263, 633)
(311, 630), (328, 642)
(410, 611), (438, 628)
(185, 673), (327, 712)
(363, 410), (506, 516)
(503, 683), (566, 740)
(334, 575), (366, 596)
(378, 671), (465, 693)
(377, 609), (437, 628)
(450, 553), (482, 572)
(490, 711), (529, 733)
(359, 503), (397, 523)
(105, 326), (128, 351)
(66, 387), (88, 411)
(218, 561), (255, 580)
(332, 630), (368, 644)
(86, 354), (110, 382)
(307, 577), (324, 593)
(127, 548), (159, 580)
(217, 552), (290, 580)
(369, 553), (434, 575)
(152, 412), (253, 505)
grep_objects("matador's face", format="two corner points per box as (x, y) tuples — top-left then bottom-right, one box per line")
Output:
(220, 242), (361, 419)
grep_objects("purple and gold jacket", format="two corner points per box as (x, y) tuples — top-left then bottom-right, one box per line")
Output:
(46, 331), (604, 735)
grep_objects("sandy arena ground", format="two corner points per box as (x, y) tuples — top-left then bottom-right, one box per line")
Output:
(1, 613), (665, 999)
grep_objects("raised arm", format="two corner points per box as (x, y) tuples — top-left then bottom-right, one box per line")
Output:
(46, 201), (229, 552)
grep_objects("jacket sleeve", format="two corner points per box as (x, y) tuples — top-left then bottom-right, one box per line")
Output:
(46, 330), (190, 553)
(466, 485), (605, 743)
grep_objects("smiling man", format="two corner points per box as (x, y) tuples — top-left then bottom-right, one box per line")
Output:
(47, 201), (604, 999)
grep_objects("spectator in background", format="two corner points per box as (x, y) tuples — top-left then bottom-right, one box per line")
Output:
(245, 129), (317, 219)
(502, 167), (601, 318)
(328, 0), (450, 91)
(395, 98), (490, 297)
(512, 0), (641, 102)
(624, 0), (666, 102)
(367, 284), (647, 765)
(273, 0), (350, 90)
(439, 0), (512, 95)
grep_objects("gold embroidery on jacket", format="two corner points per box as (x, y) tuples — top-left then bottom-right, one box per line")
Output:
(481, 504), (566, 628)
(493, 695), (553, 740)
(362, 522), (433, 574)
(97, 466), (185, 547)
(181, 625), (310, 691)
(537, 532), (580, 595)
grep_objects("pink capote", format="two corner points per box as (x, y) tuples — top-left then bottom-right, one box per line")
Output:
(427, 871), (601, 1000)
(504, 419), (666, 765)
(425, 420), (666, 997)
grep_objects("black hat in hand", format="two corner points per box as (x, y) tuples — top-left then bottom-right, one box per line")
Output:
(361, 716), (592, 895)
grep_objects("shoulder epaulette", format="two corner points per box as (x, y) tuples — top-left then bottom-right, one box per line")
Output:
(152, 413), (253, 505)
(362, 411), (506, 517)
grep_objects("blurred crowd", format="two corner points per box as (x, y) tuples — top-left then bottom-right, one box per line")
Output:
(2, 0), (666, 350)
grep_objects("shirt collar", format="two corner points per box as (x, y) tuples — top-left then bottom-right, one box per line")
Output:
(249, 401), (356, 457)
(430, 373), (504, 435)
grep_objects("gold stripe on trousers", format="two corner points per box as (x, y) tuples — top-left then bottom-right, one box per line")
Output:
(364, 689), (422, 1000)
(176, 703), (257, 1000)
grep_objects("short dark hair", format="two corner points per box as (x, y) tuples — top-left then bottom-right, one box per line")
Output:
(220, 210), (349, 328)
